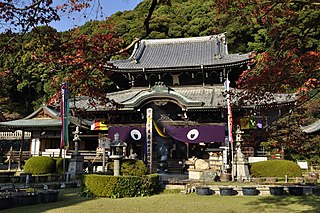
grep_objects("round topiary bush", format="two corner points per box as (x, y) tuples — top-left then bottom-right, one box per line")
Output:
(24, 156), (55, 175)
(121, 159), (147, 177)
(53, 158), (68, 174)
(250, 160), (302, 177)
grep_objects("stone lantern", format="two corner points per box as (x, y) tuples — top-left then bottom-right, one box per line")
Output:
(67, 126), (84, 180)
(110, 133), (127, 176)
(73, 126), (81, 156)
(232, 125), (250, 181)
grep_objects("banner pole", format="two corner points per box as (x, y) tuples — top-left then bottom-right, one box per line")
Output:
(225, 71), (234, 181)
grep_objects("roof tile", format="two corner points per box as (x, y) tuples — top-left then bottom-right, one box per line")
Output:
(110, 34), (251, 71)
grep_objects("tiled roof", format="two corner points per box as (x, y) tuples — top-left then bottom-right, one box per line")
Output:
(24, 105), (60, 119)
(301, 119), (320, 134)
(0, 105), (92, 129)
(72, 84), (296, 111)
(0, 119), (61, 129)
(0, 105), (61, 129)
(109, 34), (252, 72)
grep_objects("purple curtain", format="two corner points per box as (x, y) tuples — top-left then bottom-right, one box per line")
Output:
(108, 126), (146, 143)
(165, 125), (225, 143)
(108, 125), (225, 144)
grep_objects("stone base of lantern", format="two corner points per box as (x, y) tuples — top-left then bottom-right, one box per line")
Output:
(66, 155), (84, 180)
(232, 148), (250, 181)
(113, 159), (121, 176)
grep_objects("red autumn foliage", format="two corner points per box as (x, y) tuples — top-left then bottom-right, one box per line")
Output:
(42, 21), (125, 105)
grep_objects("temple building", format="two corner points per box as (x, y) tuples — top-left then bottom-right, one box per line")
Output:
(0, 33), (296, 173)
(73, 33), (296, 172)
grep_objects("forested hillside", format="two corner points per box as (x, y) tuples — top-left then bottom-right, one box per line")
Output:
(0, 0), (319, 117)
(85, 0), (253, 54)
(0, 0), (238, 116)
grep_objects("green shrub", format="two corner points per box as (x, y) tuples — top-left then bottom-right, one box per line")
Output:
(140, 174), (162, 196)
(309, 155), (320, 166)
(24, 156), (55, 175)
(113, 176), (142, 198)
(80, 173), (161, 198)
(96, 170), (113, 176)
(53, 158), (69, 174)
(250, 160), (302, 178)
(81, 174), (118, 197)
(121, 159), (147, 176)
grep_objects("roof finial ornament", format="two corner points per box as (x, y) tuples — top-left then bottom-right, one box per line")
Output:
(153, 82), (167, 92)
(130, 59), (138, 64)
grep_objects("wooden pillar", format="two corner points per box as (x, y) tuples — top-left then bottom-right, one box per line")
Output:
(18, 129), (25, 170)
(186, 142), (189, 159)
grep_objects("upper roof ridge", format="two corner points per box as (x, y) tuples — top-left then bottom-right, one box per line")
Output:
(141, 33), (226, 45)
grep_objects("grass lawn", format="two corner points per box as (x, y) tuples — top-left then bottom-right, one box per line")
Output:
(5, 188), (320, 213)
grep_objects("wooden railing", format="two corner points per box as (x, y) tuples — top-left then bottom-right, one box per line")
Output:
(5, 150), (31, 162)
(39, 149), (100, 161)
(3, 149), (273, 165)
(40, 149), (68, 158)
(5, 149), (105, 162)
(0, 131), (31, 140)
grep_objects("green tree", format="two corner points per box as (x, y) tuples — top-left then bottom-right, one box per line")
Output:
(212, 0), (320, 163)
(263, 96), (320, 164)
(0, 1), (173, 114)
(0, 26), (61, 115)
(214, 0), (320, 95)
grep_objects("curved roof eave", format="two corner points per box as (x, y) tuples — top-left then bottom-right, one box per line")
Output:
(122, 84), (204, 109)
(109, 58), (251, 73)
(301, 119), (320, 134)
(70, 85), (297, 113)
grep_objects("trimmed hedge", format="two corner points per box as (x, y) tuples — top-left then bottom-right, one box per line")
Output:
(140, 174), (162, 196)
(250, 160), (302, 177)
(81, 174), (161, 198)
(24, 156), (55, 175)
(121, 159), (147, 176)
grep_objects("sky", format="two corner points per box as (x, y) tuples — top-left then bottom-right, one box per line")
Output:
(50, 0), (143, 32)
